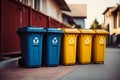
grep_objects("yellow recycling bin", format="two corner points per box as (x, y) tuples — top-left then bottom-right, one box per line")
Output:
(60, 28), (80, 65)
(92, 29), (109, 64)
(77, 29), (95, 64)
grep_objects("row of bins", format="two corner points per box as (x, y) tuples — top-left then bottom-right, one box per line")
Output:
(17, 26), (108, 68)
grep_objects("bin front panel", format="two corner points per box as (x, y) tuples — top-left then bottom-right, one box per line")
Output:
(19, 32), (43, 67)
(27, 33), (43, 67)
(44, 33), (62, 66)
(62, 33), (77, 65)
(92, 34), (106, 63)
(77, 34), (93, 64)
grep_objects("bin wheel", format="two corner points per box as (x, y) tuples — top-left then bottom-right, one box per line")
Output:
(18, 58), (25, 67)
(101, 62), (104, 64)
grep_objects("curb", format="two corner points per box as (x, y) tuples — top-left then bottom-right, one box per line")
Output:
(0, 57), (20, 70)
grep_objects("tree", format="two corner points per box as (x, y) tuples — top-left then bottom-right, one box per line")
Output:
(90, 19), (101, 29)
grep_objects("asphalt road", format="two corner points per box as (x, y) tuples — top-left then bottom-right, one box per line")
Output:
(60, 48), (120, 80)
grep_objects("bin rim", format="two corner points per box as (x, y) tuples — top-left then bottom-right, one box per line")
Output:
(17, 26), (46, 33)
(93, 29), (109, 35)
(45, 28), (64, 33)
(59, 28), (80, 33)
(78, 29), (95, 34)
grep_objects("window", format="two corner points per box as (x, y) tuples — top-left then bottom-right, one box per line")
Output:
(34, 0), (40, 11)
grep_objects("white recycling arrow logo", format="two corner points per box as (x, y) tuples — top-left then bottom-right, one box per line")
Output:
(85, 38), (90, 44)
(100, 38), (104, 44)
(69, 37), (74, 44)
(33, 37), (39, 45)
(52, 37), (58, 44)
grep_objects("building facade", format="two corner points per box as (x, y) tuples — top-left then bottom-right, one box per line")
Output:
(19, 0), (70, 22)
(103, 4), (120, 44)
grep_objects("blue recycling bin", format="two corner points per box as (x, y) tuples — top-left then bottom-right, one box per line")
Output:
(42, 28), (63, 66)
(17, 26), (46, 68)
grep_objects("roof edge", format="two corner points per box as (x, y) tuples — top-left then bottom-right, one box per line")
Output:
(54, 0), (71, 12)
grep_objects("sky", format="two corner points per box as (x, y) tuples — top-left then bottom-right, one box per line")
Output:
(65, 0), (120, 28)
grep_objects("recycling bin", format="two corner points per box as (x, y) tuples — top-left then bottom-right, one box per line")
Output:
(92, 29), (109, 64)
(42, 28), (63, 66)
(77, 29), (95, 64)
(60, 28), (80, 65)
(17, 26), (46, 68)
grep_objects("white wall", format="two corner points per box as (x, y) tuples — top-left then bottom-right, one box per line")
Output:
(110, 15), (114, 35)
(117, 12), (120, 28)
(47, 0), (62, 22)
(42, 0), (47, 13)
(27, 0), (62, 22)
(104, 11), (113, 35)
(27, 0), (32, 6)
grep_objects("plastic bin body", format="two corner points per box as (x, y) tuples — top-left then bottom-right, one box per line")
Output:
(60, 28), (79, 65)
(77, 29), (94, 64)
(92, 30), (109, 64)
(43, 28), (63, 66)
(17, 27), (45, 67)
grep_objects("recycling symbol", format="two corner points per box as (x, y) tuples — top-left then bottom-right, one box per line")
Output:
(33, 37), (39, 45)
(100, 38), (104, 44)
(52, 37), (58, 44)
(85, 38), (90, 44)
(69, 37), (74, 44)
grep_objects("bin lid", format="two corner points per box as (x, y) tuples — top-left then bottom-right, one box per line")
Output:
(17, 26), (46, 33)
(94, 29), (109, 35)
(79, 29), (95, 34)
(46, 28), (64, 33)
(59, 28), (80, 33)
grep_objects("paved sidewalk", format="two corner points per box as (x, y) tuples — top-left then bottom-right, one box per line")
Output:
(0, 48), (120, 80)
(0, 63), (78, 80)
(60, 48), (120, 80)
